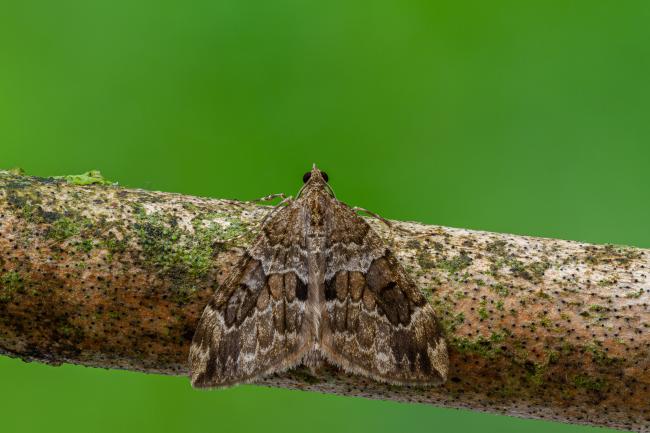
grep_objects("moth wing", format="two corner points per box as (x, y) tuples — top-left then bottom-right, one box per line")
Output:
(190, 203), (311, 388)
(321, 204), (448, 385)
(189, 256), (310, 387)
(189, 203), (312, 388)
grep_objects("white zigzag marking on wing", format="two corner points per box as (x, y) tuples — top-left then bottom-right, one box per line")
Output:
(324, 298), (426, 331)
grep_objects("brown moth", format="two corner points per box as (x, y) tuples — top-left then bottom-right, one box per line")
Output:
(189, 165), (448, 388)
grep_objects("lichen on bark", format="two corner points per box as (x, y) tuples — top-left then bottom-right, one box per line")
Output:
(0, 170), (648, 432)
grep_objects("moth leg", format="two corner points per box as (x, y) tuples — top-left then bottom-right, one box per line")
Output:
(218, 193), (286, 210)
(258, 195), (293, 227)
(352, 206), (392, 228)
(352, 206), (419, 237)
(250, 193), (287, 203)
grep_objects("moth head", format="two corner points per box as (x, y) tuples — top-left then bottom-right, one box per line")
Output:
(298, 164), (334, 197)
(302, 164), (329, 184)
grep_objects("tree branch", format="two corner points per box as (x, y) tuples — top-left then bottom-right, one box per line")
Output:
(0, 170), (648, 432)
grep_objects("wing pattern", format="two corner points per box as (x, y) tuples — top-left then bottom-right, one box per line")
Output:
(190, 168), (448, 387)
(190, 203), (311, 388)
(320, 202), (448, 385)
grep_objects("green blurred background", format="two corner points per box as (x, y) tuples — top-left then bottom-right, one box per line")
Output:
(1, 0), (649, 432)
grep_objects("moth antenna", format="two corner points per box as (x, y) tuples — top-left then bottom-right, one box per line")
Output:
(324, 182), (336, 198)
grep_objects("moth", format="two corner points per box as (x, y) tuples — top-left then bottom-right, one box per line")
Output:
(189, 165), (448, 388)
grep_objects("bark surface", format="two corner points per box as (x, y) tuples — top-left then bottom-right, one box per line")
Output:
(0, 170), (648, 431)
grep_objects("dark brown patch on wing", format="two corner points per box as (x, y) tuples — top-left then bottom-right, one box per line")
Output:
(189, 254), (310, 388)
(321, 251), (448, 385)
(365, 256), (425, 326)
(261, 203), (306, 248)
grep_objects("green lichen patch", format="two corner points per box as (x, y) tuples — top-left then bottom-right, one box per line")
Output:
(485, 239), (550, 282)
(584, 342), (620, 367)
(491, 257), (550, 282)
(538, 313), (552, 329)
(405, 239), (420, 249)
(573, 374), (606, 392)
(191, 212), (248, 242)
(0, 271), (26, 302)
(4, 187), (63, 225)
(478, 299), (489, 319)
(452, 331), (508, 359)
(132, 206), (248, 287)
(432, 241), (444, 252)
(75, 239), (94, 253)
(588, 304), (607, 313)
(54, 316), (86, 344)
(135, 211), (211, 279)
(490, 283), (510, 297)
(431, 296), (464, 334)
(625, 288), (644, 299)
(453, 290), (468, 300)
(442, 312), (465, 334)
(416, 251), (436, 270)
(436, 252), (472, 274)
(46, 217), (83, 241)
(489, 330), (507, 343)
(547, 351), (560, 366)
(516, 345), (562, 389)
(508, 259), (531, 280)
(597, 277), (617, 287)
(485, 240), (508, 256)
(526, 362), (547, 387)
(170, 285), (198, 305)
(583, 244), (643, 268)
(520, 261), (551, 281)
(54, 170), (114, 186)
(100, 235), (129, 261)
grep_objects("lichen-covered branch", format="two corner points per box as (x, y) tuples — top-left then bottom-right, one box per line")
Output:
(0, 170), (648, 432)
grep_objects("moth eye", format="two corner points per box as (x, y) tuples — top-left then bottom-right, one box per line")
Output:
(302, 172), (312, 183)
(320, 171), (329, 182)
